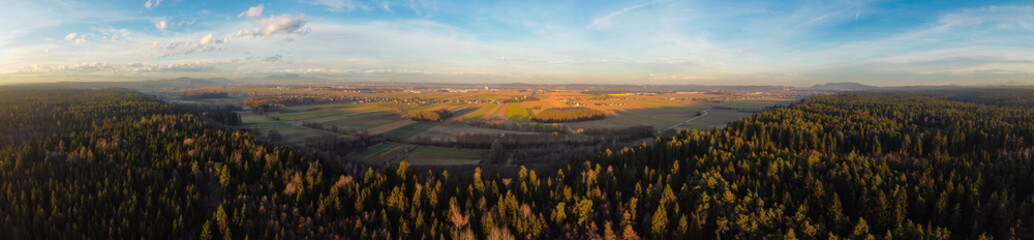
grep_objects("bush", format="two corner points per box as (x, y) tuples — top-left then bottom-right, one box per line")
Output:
(410, 109), (453, 122)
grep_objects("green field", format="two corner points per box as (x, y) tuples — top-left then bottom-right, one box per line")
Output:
(463, 104), (497, 122)
(505, 103), (533, 123)
(720, 100), (797, 111)
(352, 143), (414, 164)
(322, 111), (394, 125)
(382, 121), (438, 140)
(407, 146), (485, 165)
(261, 125), (338, 144)
(241, 114), (285, 127)
(680, 110), (752, 129)
(273, 109), (362, 121)
(662, 106), (705, 113)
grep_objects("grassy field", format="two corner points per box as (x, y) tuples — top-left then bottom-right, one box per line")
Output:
(382, 121), (439, 140)
(720, 100), (797, 111)
(273, 109), (362, 121)
(461, 104), (497, 122)
(352, 143), (414, 164)
(678, 110), (753, 130)
(562, 107), (697, 130)
(260, 125), (339, 144)
(505, 103), (534, 123)
(320, 111), (395, 125)
(413, 124), (539, 141)
(241, 114), (285, 127)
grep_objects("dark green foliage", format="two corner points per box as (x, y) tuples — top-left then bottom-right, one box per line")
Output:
(2, 88), (1034, 239)
(532, 107), (606, 123)
(410, 109), (453, 122)
(204, 109), (242, 126)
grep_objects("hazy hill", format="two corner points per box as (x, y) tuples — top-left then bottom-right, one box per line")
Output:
(810, 82), (879, 90)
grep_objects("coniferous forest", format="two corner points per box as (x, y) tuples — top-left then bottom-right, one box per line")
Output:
(3, 88), (1034, 240)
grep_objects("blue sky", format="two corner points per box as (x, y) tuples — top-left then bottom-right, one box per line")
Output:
(1, 0), (1033, 86)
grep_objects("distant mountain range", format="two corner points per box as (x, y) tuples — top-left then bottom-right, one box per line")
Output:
(23, 77), (234, 90)
(154, 77), (234, 86)
(810, 82), (879, 91)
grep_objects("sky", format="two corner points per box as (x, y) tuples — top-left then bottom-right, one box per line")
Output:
(1, 0), (1033, 86)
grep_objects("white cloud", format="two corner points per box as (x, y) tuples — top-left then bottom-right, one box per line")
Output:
(155, 20), (193, 31)
(144, 0), (162, 10)
(64, 32), (86, 46)
(102, 28), (131, 42)
(238, 4), (264, 19)
(149, 34), (229, 57)
(235, 14), (311, 37)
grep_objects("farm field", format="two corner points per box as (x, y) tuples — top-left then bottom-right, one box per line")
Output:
(352, 142), (413, 164)
(382, 121), (439, 140)
(458, 103), (497, 122)
(273, 108), (361, 121)
(258, 125), (340, 144)
(561, 106), (699, 130)
(209, 86), (804, 166)
(674, 110), (753, 130)
(318, 111), (407, 132)
(406, 146), (485, 166)
(505, 103), (533, 123)
(719, 99), (797, 111)
(241, 113), (284, 127)
(412, 123), (542, 141)
(365, 120), (417, 135)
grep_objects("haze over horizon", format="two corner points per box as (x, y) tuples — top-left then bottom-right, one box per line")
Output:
(2, 0), (1033, 86)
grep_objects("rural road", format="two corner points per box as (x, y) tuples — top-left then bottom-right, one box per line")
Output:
(663, 109), (709, 131)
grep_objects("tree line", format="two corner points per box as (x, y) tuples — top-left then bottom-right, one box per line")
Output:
(532, 107), (606, 123)
(411, 109), (454, 122)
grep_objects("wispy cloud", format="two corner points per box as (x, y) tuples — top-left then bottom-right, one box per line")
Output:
(588, 0), (660, 29)
(307, 0), (373, 12)
(12, 59), (241, 76)
(235, 14), (311, 38)
(262, 54), (291, 64)
(149, 34), (229, 57)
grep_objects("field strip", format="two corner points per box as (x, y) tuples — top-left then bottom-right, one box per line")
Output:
(460, 104), (496, 121)
(367, 120), (418, 135)
(664, 109), (709, 131)
(307, 110), (393, 124)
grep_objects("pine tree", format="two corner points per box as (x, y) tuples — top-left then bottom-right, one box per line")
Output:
(651, 205), (668, 237)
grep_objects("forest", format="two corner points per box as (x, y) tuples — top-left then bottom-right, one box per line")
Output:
(1, 88), (1033, 239)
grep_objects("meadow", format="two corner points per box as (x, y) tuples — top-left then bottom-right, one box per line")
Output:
(220, 86), (800, 166)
